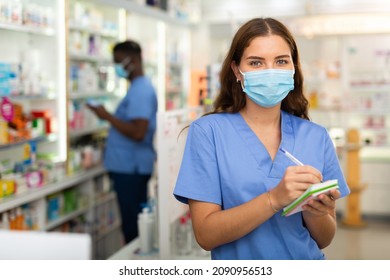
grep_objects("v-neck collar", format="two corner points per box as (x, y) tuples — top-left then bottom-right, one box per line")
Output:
(229, 110), (295, 179)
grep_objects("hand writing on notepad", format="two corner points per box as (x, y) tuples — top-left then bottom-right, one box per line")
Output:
(268, 149), (339, 216)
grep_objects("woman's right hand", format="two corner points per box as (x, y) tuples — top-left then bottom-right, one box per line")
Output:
(270, 165), (323, 210)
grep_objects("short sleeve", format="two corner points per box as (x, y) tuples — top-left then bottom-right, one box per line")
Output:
(126, 82), (156, 120)
(322, 128), (350, 198)
(173, 122), (222, 205)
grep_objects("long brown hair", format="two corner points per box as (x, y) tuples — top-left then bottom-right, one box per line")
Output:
(211, 17), (309, 120)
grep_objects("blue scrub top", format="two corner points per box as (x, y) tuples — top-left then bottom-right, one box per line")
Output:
(104, 76), (157, 175)
(174, 110), (350, 260)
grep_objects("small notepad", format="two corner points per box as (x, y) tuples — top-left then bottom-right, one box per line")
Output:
(282, 179), (339, 217)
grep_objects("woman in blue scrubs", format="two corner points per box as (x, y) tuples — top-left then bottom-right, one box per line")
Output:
(173, 18), (350, 259)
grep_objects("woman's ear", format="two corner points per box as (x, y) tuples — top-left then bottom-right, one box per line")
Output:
(231, 61), (241, 82)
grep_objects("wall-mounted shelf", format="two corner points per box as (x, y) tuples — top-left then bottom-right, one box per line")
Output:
(0, 134), (58, 151)
(8, 94), (57, 101)
(95, 221), (121, 242)
(349, 86), (390, 92)
(1, 0), (195, 260)
(69, 91), (120, 100)
(0, 22), (55, 36)
(45, 206), (90, 231)
(94, 192), (116, 207)
(0, 165), (105, 213)
(68, 23), (118, 38)
(69, 53), (112, 63)
(69, 124), (109, 139)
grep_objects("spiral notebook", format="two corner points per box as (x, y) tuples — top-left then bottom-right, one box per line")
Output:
(282, 179), (339, 217)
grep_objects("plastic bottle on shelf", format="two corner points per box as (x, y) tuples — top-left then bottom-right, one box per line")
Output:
(81, 145), (93, 169)
(137, 207), (155, 255)
(175, 216), (191, 256)
(1, 212), (10, 230)
(149, 196), (159, 250)
(30, 206), (39, 230)
(10, 0), (22, 25)
(23, 205), (33, 230)
(15, 207), (24, 230)
(185, 212), (195, 254)
(0, 1), (11, 23)
(8, 209), (16, 230)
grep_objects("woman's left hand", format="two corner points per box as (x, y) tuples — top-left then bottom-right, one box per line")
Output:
(302, 189), (341, 217)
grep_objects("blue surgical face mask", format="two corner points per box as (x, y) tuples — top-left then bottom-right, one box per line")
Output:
(114, 57), (134, 79)
(239, 68), (295, 108)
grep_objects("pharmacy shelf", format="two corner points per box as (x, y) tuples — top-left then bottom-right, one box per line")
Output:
(346, 110), (389, 116)
(311, 108), (388, 116)
(69, 53), (112, 63)
(45, 206), (90, 231)
(0, 165), (105, 213)
(349, 86), (390, 92)
(94, 192), (116, 208)
(309, 107), (343, 113)
(360, 128), (390, 132)
(0, 22), (55, 36)
(8, 94), (57, 101)
(68, 22), (118, 38)
(94, 221), (121, 242)
(69, 124), (109, 138)
(166, 87), (182, 94)
(0, 133), (58, 151)
(69, 91), (120, 100)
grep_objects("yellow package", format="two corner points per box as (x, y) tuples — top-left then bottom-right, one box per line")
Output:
(0, 121), (8, 144)
(0, 179), (15, 199)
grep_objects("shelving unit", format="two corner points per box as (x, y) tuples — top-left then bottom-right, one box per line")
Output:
(68, 22), (118, 39)
(125, 4), (192, 112)
(1, 0), (196, 260)
(66, 0), (126, 149)
(0, 0), (67, 160)
(69, 91), (121, 100)
(0, 0), (122, 259)
(294, 30), (390, 216)
(156, 107), (204, 259)
(0, 133), (57, 150)
(0, 166), (103, 213)
(69, 124), (109, 139)
(8, 94), (57, 101)
(0, 164), (122, 259)
(68, 53), (112, 63)
(0, 4), (68, 243)
(46, 206), (90, 231)
(296, 34), (390, 148)
(0, 22), (55, 36)
(344, 36), (390, 148)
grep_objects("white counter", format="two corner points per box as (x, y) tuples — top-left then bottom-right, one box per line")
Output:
(108, 237), (210, 260)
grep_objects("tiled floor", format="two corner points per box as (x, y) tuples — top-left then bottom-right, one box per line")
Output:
(323, 217), (390, 260)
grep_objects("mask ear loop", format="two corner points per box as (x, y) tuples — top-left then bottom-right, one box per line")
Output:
(237, 68), (245, 91)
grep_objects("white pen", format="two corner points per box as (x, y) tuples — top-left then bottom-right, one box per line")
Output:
(280, 148), (304, 166)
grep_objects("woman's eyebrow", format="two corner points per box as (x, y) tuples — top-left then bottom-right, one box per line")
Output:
(275, 54), (291, 59)
(245, 54), (291, 60)
(245, 56), (265, 60)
